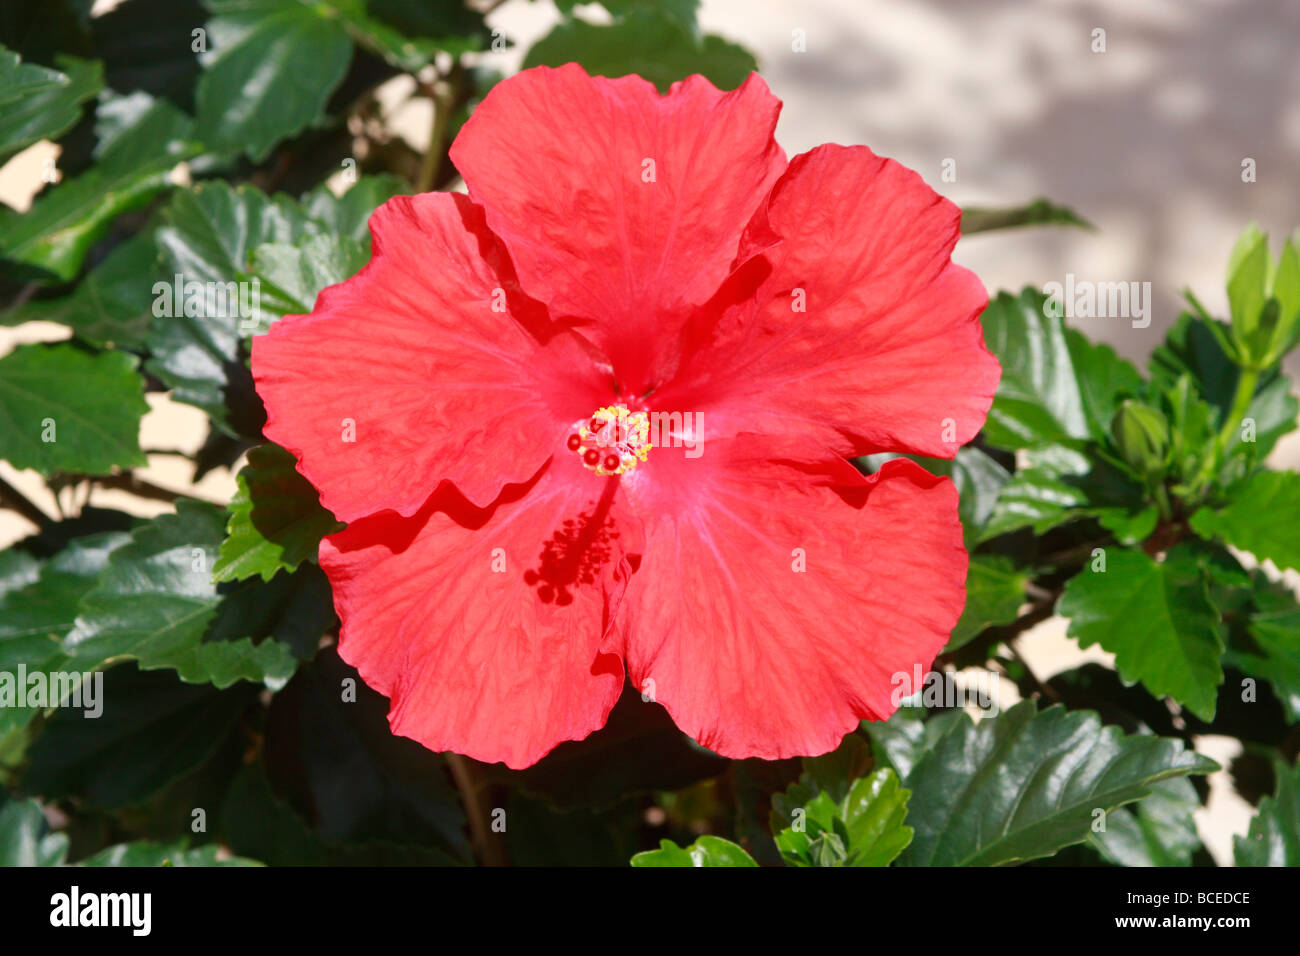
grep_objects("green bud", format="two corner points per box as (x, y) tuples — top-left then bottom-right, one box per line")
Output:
(1111, 400), (1170, 477)
(1164, 374), (1212, 476)
(1225, 224), (1300, 368)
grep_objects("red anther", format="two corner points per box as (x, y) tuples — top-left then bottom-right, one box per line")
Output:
(583, 449), (601, 466)
(566, 433), (582, 451)
(590, 417), (605, 431)
(603, 454), (620, 471)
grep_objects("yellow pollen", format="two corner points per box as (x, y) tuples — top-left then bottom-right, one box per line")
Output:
(569, 404), (652, 476)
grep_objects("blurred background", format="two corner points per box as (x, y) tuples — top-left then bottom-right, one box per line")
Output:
(2, 0), (1297, 864)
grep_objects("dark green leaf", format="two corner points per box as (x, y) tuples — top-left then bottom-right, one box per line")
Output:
(65, 500), (318, 689)
(2, 229), (160, 348)
(247, 233), (368, 326)
(1151, 312), (1298, 460)
(556, 0), (701, 37)
(897, 702), (1217, 866)
(1230, 578), (1300, 722)
(1190, 470), (1300, 573)
(145, 180), (316, 430)
(195, 0), (353, 162)
(0, 531), (129, 735)
(0, 91), (195, 282)
(862, 707), (964, 782)
(524, 7), (756, 93)
(1058, 545), (1225, 721)
(319, 0), (463, 72)
(22, 664), (255, 809)
(0, 0), (94, 67)
(1234, 758), (1299, 866)
(1072, 333), (1145, 440)
(220, 761), (459, 865)
(261, 649), (468, 857)
(0, 343), (147, 475)
(363, 0), (487, 53)
(980, 445), (1146, 542)
(90, 0), (205, 112)
(980, 288), (1145, 451)
(1089, 777), (1202, 867)
(979, 288), (1089, 448)
(947, 555), (1028, 651)
(214, 443), (342, 582)
(301, 173), (409, 245)
(0, 49), (101, 163)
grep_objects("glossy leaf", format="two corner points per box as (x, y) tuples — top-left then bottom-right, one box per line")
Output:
(0, 531), (130, 736)
(247, 234), (368, 327)
(897, 702), (1217, 866)
(1089, 777), (1203, 867)
(195, 0), (352, 162)
(774, 768), (913, 867)
(631, 835), (757, 867)
(65, 500), (321, 689)
(145, 181), (317, 431)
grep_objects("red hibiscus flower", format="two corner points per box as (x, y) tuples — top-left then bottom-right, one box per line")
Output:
(251, 64), (1000, 769)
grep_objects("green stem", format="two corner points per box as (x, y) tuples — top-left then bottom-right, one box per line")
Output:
(1190, 366), (1259, 495)
(446, 753), (505, 866)
(415, 63), (463, 193)
(1151, 481), (1173, 522)
(1216, 367), (1260, 453)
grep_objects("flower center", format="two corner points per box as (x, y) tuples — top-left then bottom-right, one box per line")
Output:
(566, 404), (651, 476)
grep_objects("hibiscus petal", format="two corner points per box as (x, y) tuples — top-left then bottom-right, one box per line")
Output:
(658, 144), (1000, 459)
(618, 453), (966, 760)
(320, 454), (639, 769)
(252, 191), (612, 522)
(449, 63), (786, 394)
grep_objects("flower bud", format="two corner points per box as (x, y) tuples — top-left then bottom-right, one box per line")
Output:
(1111, 401), (1170, 478)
